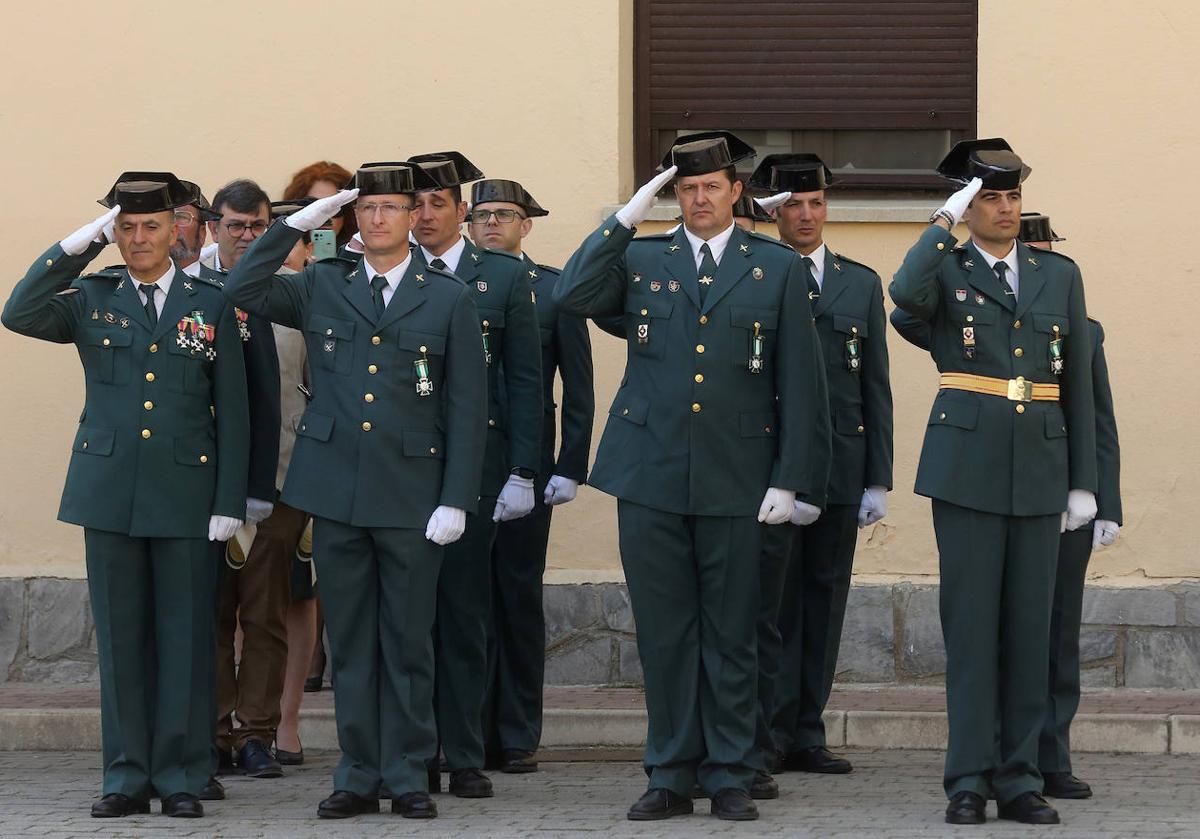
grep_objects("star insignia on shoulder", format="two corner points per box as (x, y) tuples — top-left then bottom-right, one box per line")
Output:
(739, 244), (749, 253)
(699, 275), (714, 285)
(668, 245), (680, 252)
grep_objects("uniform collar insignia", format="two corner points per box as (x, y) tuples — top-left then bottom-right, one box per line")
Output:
(739, 243), (749, 253)
(1028, 257), (1039, 266)
(963, 259), (975, 268)
(668, 244), (680, 252)
(470, 252), (480, 262)
(348, 269), (358, 278)
(833, 262), (842, 271)
(528, 269), (538, 279)
(415, 273), (424, 282)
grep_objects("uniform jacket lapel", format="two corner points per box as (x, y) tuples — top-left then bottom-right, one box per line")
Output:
(812, 247), (849, 318)
(700, 225), (753, 315)
(152, 268), (202, 342)
(108, 271), (151, 331)
(341, 258), (379, 324)
(454, 239), (482, 286)
(1013, 241), (1047, 322)
(963, 241), (1015, 312)
(375, 259), (428, 331)
(661, 227), (702, 311)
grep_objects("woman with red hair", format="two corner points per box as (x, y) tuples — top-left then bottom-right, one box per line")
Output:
(282, 161), (358, 248)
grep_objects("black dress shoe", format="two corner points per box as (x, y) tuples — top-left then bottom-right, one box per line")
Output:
(945, 791), (987, 824)
(627, 788), (694, 821)
(199, 776), (225, 801)
(750, 770), (779, 800)
(161, 793), (204, 818)
(90, 793), (150, 818)
(239, 739), (283, 778)
(317, 790), (379, 819)
(710, 788), (759, 821)
(500, 748), (538, 774)
(392, 791), (438, 819)
(448, 768), (493, 798)
(998, 791), (1060, 824)
(1043, 772), (1092, 799)
(275, 746), (304, 766)
(304, 676), (323, 692)
(783, 745), (853, 774)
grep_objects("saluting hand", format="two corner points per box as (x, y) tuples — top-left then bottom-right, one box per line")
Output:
(285, 188), (360, 233)
(758, 487), (797, 525)
(615, 166), (678, 229)
(426, 505), (467, 545)
(933, 177), (983, 228)
(60, 206), (121, 256)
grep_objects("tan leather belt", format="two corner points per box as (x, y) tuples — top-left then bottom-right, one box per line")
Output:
(939, 372), (1059, 403)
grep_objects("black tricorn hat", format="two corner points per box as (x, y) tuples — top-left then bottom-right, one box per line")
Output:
(659, 131), (756, 177)
(97, 171), (191, 214)
(269, 197), (315, 219)
(937, 138), (1031, 190)
(179, 180), (221, 221)
(748, 153), (835, 194)
(470, 179), (548, 217)
(733, 193), (773, 222)
(1019, 212), (1065, 243)
(347, 162), (439, 196)
(407, 151), (485, 189)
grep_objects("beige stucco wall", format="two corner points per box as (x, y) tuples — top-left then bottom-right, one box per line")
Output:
(1, 1), (1197, 583)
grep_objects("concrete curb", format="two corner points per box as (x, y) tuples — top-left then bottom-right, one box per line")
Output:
(1, 706), (1195, 755)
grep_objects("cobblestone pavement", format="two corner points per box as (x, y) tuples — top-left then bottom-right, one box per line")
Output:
(0, 749), (1197, 838)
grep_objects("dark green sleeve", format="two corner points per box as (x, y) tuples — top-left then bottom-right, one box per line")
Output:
(2, 241), (105, 342)
(888, 225), (957, 320)
(1063, 264), (1097, 494)
(862, 278), (894, 491)
(553, 216), (631, 318)
(212, 301), (250, 520)
(441, 287), (488, 512)
(501, 265), (544, 474)
(553, 312), (594, 482)
(591, 315), (626, 338)
(889, 306), (933, 352)
(243, 317), (281, 501)
(224, 222), (312, 329)
(1092, 322), (1121, 523)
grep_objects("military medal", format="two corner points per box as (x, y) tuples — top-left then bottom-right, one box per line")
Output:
(105, 312), (116, 324)
(119, 317), (129, 329)
(636, 323), (649, 344)
(414, 348), (434, 397)
(1049, 325), (1064, 375)
(477, 281), (487, 293)
(955, 289), (967, 302)
(323, 339), (335, 353)
(668, 280), (680, 293)
(962, 326), (976, 360)
(650, 280), (662, 293)
(481, 319), (492, 365)
(177, 317), (192, 348)
(975, 293), (986, 305)
(748, 323), (764, 373)
(752, 267), (764, 280)
(235, 307), (251, 342)
(90, 309), (99, 320)
(846, 326), (861, 373)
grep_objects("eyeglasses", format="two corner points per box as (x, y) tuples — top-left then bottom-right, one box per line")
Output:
(354, 202), (415, 219)
(173, 211), (200, 227)
(221, 220), (270, 237)
(468, 209), (526, 225)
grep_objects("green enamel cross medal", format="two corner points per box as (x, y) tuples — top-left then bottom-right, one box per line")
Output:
(414, 351), (433, 397)
(481, 319), (492, 366)
(846, 326), (861, 373)
(749, 323), (764, 373)
(1049, 325), (1064, 375)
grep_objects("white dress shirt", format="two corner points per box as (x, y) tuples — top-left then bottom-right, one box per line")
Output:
(974, 240), (1020, 300)
(181, 261), (201, 279)
(362, 253), (412, 307)
(420, 234), (467, 275)
(133, 260), (176, 317)
(682, 222), (736, 269)
(800, 243), (827, 290)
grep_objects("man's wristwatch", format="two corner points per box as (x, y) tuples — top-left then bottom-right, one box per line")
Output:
(929, 209), (955, 226)
(511, 467), (536, 480)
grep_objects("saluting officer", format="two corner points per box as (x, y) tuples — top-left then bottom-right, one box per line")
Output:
(2, 173), (249, 819)
(555, 132), (829, 822)
(468, 179), (594, 775)
(224, 162), (488, 821)
(888, 140), (1098, 826)
(748, 155), (893, 789)
(407, 152), (543, 798)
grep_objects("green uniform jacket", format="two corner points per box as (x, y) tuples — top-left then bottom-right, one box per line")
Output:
(198, 263), (281, 501)
(2, 242), (250, 536)
(1089, 319), (1121, 524)
(811, 248), (893, 505)
(888, 227), (1097, 516)
(415, 240), (543, 495)
(223, 222), (488, 527)
(554, 217), (831, 515)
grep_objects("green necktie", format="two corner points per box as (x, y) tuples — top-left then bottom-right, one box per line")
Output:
(140, 283), (159, 328)
(697, 242), (717, 305)
(370, 275), (388, 317)
(430, 257), (447, 271)
(801, 256), (820, 303)
(995, 261), (1015, 300)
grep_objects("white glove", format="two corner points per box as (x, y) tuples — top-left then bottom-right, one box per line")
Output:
(208, 515), (242, 542)
(789, 500), (822, 527)
(754, 191), (791, 216)
(935, 177), (983, 226)
(494, 475), (536, 522)
(1093, 519), (1120, 549)
(1062, 489), (1098, 532)
(425, 505), (466, 545)
(61, 206), (120, 256)
(284, 188), (359, 233)
(544, 475), (579, 506)
(615, 166), (678, 229)
(857, 486), (888, 529)
(758, 487), (796, 525)
(245, 498), (274, 526)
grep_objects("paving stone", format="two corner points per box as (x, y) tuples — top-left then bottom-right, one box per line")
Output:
(1081, 587), (1177, 627)
(26, 579), (89, 660)
(598, 583), (635, 633)
(543, 583), (600, 648)
(896, 584), (945, 679)
(544, 636), (613, 686)
(836, 585), (895, 682)
(1125, 630), (1200, 689)
(0, 579), (25, 682)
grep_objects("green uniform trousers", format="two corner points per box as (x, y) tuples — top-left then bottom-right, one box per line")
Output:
(932, 500), (1059, 803)
(313, 517), (441, 797)
(485, 495), (553, 756)
(617, 499), (761, 796)
(85, 529), (219, 799)
(1038, 527), (1092, 775)
(435, 496), (498, 770)
(757, 504), (859, 764)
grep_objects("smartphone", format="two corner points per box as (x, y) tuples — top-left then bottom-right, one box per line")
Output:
(311, 228), (337, 261)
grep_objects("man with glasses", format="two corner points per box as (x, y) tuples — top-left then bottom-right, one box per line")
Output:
(224, 162), (488, 820)
(172, 181), (219, 278)
(200, 179), (285, 784)
(407, 152), (542, 799)
(467, 179), (594, 775)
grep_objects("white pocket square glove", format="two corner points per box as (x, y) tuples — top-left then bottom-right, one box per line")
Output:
(284, 188), (359, 233)
(61, 206), (120, 256)
(857, 486), (888, 528)
(789, 500), (822, 527)
(1092, 519), (1120, 549)
(543, 475), (579, 506)
(208, 515), (243, 543)
(494, 475), (536, 522)
(936, 177), (983, 226)
(615, 166), (678, 229)
(245, 498), (275, 526)
(425, 505), (467, 545)
(758, 487), (796, 525)
(754, 191), (792, 215)
(1062, 489), (1098, 532)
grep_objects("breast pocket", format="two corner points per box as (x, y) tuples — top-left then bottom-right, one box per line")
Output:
(951, 305), (997, 365)
(626, 299), (674, 360)
(165, 338), (212, 395)
(397, 330), (448, 390)
(305, 315), (356, 376)
(729, 306), (778, 370)
(80, 329), (133, 384)
(830, 314), (868, 374)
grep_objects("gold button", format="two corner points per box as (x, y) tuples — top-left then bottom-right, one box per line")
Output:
(362, 421), (372, 431)
(149, 343), (158, 353)
(694, 373), (704, 383)
(640, 308), (648, 316)
(372, 336), (381, 345)
(325, 328), (333, 336)
(145, 372), (155, 382)
(966, 315), (974, 323)
(143, 401), (153, 410)
(603, 229), (611, 237)
(695, 344), (705, 353)
(82, 441), (88, 450)
(429, 447), (438, 455)
(300, 424), (306, 431)
(939, 412), (946, 420)
(1053, 324), (1060, 332)
(482, 319), (490, 328)
(420, 345), (427, 353)
(200, 455), (208, 464)
(46, 258), (54, 266)
(691, 402), (702, 413)
(368, 364), (378, 374)
(488, 419), (496, 427)
(141, 429), (151, 439)
(1014, 347), (1024, 357)
(102, 338), (111, 347)
(622, 408), (629, 416)
(851, 326), (859, 335)
(364, 393), (375, 403)
(764, 426), (772, 433)
(858, 425), (865, 433)
(1013, 320), (1022, 329)
(936, 242), (945, 251)
(699, 315), (708, 325)
(754, 321), (761, 329)
(1015, 404), (1026, 414)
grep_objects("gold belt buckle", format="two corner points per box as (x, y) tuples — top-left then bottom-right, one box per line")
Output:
(1007, 377), (1032, 402)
